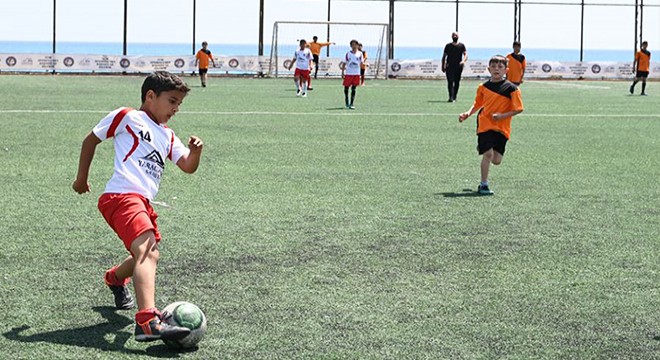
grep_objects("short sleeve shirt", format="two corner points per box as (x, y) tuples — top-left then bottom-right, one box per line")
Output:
(294, 49), (313, 70)
(472, 80), (524, 139)
(444, 42), (467, 68)
(344, 51), (364, 76)
(93, 107), (189, 200)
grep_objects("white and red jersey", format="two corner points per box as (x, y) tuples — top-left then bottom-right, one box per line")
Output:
(344, 50), (364, 76)
(93, 107), (189, 201)
(294, 48), (313, 70)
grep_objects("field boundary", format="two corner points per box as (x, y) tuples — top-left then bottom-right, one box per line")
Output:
(1, 109), (659, 118)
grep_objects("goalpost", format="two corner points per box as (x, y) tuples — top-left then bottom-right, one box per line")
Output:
(268, 21), (389, 79)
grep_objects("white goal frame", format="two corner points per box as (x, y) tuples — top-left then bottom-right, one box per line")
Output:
(268, 21), (389, 79)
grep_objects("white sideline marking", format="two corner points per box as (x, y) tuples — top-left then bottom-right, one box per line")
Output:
(533, 82), (611, 90)
(0, 109), (658, 118)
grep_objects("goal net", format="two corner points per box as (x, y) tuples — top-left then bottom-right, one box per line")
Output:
(268, 21), (389, 79)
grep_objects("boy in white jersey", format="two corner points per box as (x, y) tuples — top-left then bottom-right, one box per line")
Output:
(72, 72), (204, 342)
(341, 40), (364, 109)
(287, 39), (313, 97)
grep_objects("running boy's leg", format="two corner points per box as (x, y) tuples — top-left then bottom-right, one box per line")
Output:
(130, 230), (190, 342)
(114, 256), (135, 279)
(480, 149), (494, 184)
(630, 76), (639, 94)
(350, 85), (357, 108)
(313, 55), (320, 79)
(641, 76), (648, 95)
(344, 86), (350, 107)
(105, 256), (135, 310)
(130, 231), (159, 311)
(294, 74), (301, 95)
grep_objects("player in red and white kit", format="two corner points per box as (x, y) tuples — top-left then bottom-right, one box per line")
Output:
(73, 72), (203, 343)
(287, 39), (313, 98)
(342, 40), (364, 109)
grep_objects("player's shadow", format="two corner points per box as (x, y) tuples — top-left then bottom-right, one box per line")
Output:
(2, 306), (181, 358)
(435, 189), (483, 198)
(326, 107), (349, 111)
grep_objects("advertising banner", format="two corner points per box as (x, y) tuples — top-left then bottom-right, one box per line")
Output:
(1, 53), (658, 80)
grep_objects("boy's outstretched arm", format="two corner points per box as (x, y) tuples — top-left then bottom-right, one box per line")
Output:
(73, 132), (102, 194)
(177, 136), (204, 174)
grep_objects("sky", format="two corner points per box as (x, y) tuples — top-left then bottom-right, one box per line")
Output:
(2, 0), (659, 51)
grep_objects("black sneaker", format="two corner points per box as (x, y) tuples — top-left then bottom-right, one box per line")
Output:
(641, 93), (648, 96)
(477, 184), (494, 195)
(135, 316), (191, 342)
(108, 285), (135, 310)
(629, 85), (634, 94)
(308, 87), (314, 91)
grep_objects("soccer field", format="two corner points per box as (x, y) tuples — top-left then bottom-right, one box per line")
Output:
(1, 75), (659, 359)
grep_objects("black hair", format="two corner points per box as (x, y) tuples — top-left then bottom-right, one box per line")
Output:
(488, 55), (508, 67)
(141, 71), (190, 103)
(513, 41), (521, 47)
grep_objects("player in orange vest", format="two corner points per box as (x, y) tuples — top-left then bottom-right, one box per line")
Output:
(309, 36), (335, 81)
(194, 41), (216, 88)
(506, 41), (526, 85)
(359, 43), (369, 86)
(630, 41), (651, 96)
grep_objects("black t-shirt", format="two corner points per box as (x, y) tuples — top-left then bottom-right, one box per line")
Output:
(444, 42), (466, 68)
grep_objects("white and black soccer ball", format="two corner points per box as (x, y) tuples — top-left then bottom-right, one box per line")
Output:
(161, 301), (207, 349)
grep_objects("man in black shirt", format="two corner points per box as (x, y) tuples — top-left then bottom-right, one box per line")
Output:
(442, 32), (468, 102)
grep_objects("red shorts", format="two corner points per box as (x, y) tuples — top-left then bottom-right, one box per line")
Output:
(98, 193), (161, 252)
(343, 75), (361, 87)
(294, 68), (310, 81)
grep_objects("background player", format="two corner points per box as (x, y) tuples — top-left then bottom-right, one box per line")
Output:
(72, 71), (204, 342)
(442, 32), (468, 102)
(359, 43), (368, 86)
(194, 41), (216, 87)
(630, 41), (651, 96)
(309, 36), (335, 80)
(459, 55), (524, 195)
(341, 40), (364, 109)
(506, 41), (526, 85)
(288, 39), (313, 97)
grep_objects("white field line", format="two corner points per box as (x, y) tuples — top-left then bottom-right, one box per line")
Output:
(530, 82), (611, 90)
(0, 109), (658, 118)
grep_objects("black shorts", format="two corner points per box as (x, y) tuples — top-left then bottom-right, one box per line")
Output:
(199, 68), (208, 75)
(636, 71), (649, 78)
(312, 55), (319, 65)
(477, 130), (508, 155)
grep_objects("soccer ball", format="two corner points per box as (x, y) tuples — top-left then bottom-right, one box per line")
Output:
(161, 301), (207, 349)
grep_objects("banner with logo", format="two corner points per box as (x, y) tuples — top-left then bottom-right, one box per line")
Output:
(1, 53), (658, 79)
(387, 59), (659, 79)
(0, 54), (267, 74)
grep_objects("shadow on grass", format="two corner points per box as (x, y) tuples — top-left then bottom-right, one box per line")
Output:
(428, 100), (455, 104)
(436, 189), (484, 198)
(326, 107), (349, 111)
(2, 306), (186, 358)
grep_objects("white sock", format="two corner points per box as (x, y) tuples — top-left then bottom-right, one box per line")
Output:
(480, 181), (489, 187)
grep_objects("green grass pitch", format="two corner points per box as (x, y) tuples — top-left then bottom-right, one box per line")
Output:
(1, 75), (659, 359)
